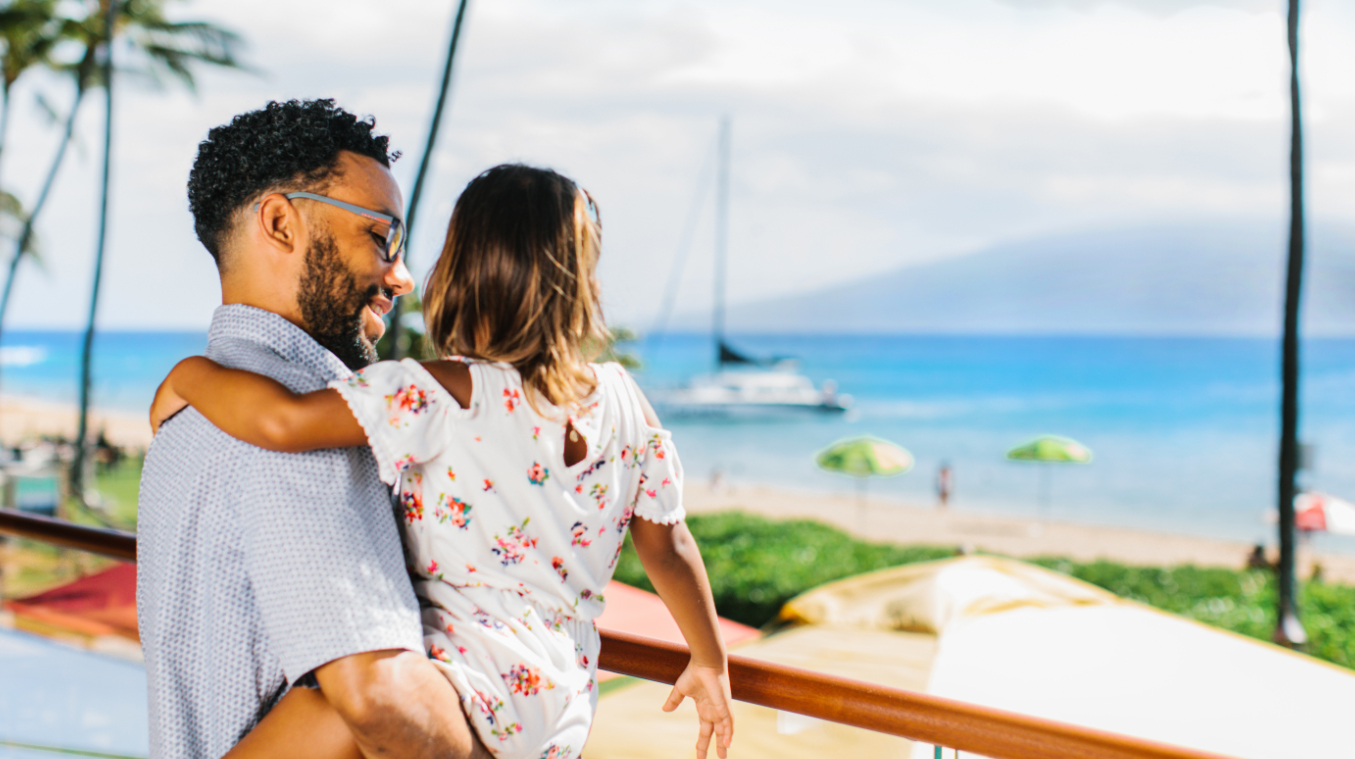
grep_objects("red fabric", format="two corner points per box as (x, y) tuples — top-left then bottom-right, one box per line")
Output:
(594, 580), (759, 680)
(2, 567), (761, 655)
(4, 562), (139, 641)
(1296, 500), (1328, 532)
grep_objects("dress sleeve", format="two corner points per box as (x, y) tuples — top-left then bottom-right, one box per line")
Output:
(610, 362), (685, 524)
(633, 426), (686, 525)
(328, 358), (455, 486)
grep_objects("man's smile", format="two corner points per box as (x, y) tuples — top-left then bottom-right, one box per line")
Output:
(367, 295), (392, 318)
(363, 293), (394, 341)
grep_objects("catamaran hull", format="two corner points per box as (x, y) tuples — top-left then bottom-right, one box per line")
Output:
(654, 401), (849, 419)
(649, 369), (852, 420)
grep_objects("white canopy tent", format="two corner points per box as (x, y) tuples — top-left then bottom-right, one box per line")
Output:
(589, 556), (1355, 758)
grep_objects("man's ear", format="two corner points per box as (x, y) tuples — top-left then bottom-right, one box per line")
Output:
(255, 192), (304, 255)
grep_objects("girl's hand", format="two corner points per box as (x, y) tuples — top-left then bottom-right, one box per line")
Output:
(663, 662), (733, 759)
(149, 372), (189, 434)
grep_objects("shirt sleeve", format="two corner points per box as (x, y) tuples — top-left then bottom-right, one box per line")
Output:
(632, 426), (686, 525)
(329, 358), (456, 486)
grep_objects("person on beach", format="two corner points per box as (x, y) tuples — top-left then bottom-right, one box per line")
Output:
(138, 99), (489, 759)
(150, 164), (735, 759)
(936, 462), (952, 509)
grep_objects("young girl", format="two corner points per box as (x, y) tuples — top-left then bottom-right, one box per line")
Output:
(150, 164), (733, 759)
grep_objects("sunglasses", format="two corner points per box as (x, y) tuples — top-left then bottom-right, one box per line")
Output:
(582, 189), (600, 229)
(255, 191), (406, 263)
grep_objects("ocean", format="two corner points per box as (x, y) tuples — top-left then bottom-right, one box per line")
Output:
(4, 329), (1353, 555)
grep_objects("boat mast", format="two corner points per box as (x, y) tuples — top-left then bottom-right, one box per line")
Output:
(713, 115), (731, 370)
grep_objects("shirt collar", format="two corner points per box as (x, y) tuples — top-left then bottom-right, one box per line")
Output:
(207, 304), (354, 381)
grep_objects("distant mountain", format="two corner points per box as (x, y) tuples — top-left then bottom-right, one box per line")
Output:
(699, 220), (1355, 335)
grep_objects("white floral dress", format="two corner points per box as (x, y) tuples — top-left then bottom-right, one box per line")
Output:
(330, 358), (684, 759)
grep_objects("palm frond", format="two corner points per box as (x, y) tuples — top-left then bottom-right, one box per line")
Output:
(32, 91), (62, 125)
(39, 1), (248, 92)
(31, 90), (85, 156)
(0, 0), (66, 89)
(0, 189), (42, 265)
(119, 21), (247, 92)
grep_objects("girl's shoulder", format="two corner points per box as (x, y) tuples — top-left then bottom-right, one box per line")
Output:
(343, 358), (481, 415)
(438, 358), (626, 392)
(587, 360), (629, 385)
(415, 359), (474, 409)
(344, 357), (435, 389)
(449, 357), (519, 383)
(586, 361), (663, 428)
(421, 359), (649, 425)
(583, 360), (632, 402)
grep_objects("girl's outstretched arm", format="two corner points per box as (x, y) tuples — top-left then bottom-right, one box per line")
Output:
(630, 516), (734, 759)
(150, 356), (366, 452)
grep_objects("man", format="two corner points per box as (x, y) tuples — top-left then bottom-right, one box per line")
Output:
(138, 99), (482, 758)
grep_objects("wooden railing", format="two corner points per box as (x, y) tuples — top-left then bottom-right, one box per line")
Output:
(0, 508), (137, 562)
(0, 509), (1238, 759)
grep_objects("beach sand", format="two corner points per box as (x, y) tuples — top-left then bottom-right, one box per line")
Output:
(0, 396), (151, 450)
(684, 482), (1355, 585)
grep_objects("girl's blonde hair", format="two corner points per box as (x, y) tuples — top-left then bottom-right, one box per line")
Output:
(423, 164), (609, 414)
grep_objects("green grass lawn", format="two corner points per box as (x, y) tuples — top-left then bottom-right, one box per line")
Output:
(26, 460), (1355, 670)
(0, 457), (143, 598)
(612, 511), (1355, 670)
(613, 511), (955, 625)
(94, 455), (143, 528)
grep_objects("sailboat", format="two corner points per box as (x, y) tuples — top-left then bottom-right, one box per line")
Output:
(653, 117), (850, 418)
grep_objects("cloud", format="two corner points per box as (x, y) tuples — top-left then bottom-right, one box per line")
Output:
(992, 0), (1275, 15)
(0, 0), (1347, 333)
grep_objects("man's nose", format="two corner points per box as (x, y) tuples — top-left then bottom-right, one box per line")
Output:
(386, 256), (415, 297)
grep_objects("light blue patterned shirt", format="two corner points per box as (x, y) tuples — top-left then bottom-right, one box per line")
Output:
(137, 304), (422, 759)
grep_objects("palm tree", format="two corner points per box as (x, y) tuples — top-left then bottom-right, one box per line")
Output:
(0, 0), (63, 163)
(0, 1), (242, 343)
(1275, 0), (1306, 649)
(0, 1), (65, 292)
(385, 0), (470, 360)
(0, 0), (63, 592)
(0, 48), (92, 358)
(68, 0), (244, 498)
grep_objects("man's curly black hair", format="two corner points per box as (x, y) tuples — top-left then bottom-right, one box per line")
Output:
(187, 99), (399, 263)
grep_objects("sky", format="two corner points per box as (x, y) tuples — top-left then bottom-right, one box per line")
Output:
(1, 0), (1353, 331)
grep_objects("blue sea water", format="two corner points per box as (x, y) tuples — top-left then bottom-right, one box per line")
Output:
(0, 331), (207, 412)
(3, 329), (1354, 555)
(636, 333), (1355, 556)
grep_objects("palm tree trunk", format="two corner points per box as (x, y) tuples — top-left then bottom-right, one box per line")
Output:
(0, 78), (86, 353)
(1275, 0), (1306, 649)
(71, 0), (118, 500)
(388, 0), (470, 360)
(0, 83), (8, 595)
(0, 84), (12, 174)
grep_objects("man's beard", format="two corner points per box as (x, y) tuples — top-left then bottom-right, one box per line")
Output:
(298, 231), (384, 370)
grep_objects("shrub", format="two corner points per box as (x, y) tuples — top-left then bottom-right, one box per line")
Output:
(613, 511), (954, 627)
(614, 511), (1355, 670)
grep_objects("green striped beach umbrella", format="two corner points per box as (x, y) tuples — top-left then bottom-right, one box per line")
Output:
(1006, 435), (1093, 514)
(817, 437), (913, 530)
